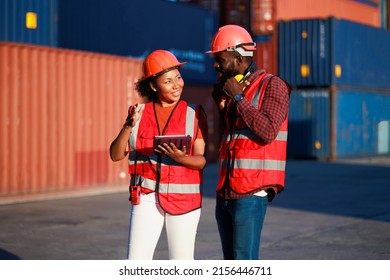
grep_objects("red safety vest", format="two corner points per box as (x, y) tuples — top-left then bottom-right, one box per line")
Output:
(128, 100), (202, 215)
(217, 71), (289, 195)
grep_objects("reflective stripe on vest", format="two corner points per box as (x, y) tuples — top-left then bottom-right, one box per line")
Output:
(251, 73), (272, 107)
(185, 103), (196, 137)
(223, 128), (288, 142)
(221, 158), (286, 171)
(128, 154), (201, 193)
(136, 177), (201, 194)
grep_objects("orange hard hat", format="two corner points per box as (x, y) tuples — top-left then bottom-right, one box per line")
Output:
(143, 50), (186, 79)
(206, 25), (256, 56)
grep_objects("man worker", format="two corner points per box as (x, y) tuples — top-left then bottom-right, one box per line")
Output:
(206, 24), (291, 260)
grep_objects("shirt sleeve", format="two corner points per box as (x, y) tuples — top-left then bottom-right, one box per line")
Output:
(236, 76), (290, 144)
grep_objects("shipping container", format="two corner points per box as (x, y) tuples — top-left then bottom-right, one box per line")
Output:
(181, 85), (222, 163)
(381, 0), (389, 28)
(287, 89), (332, 160)
(0, 0), (58, 47)
(219, 0), (251, 31)
(386, 0), (390, 29)
(251, 0), (275, 35)
(278, 18), (390, 89)
(252, 0), (382, 35)
(57, 0), (217, 85)
(287, 88), (390, 160)
(0, 42), (221, 198)
(253, 34), (277, 75)
(0, 42), (143, 197)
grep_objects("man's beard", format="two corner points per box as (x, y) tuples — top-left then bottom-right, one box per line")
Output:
(218, 65), (239, 84)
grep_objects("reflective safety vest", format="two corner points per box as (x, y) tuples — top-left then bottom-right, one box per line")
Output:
(128, 100), (202, 215)
(217, 71), (289, 195)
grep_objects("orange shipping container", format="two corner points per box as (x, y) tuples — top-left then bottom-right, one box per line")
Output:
(251, 0), (382, 35)
(0, 42), (143, 197)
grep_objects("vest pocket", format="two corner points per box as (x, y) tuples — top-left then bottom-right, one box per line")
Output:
(138, 131), (155, 153)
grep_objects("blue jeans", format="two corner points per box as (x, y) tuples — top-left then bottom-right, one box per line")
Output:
(215, 195), (268, 260)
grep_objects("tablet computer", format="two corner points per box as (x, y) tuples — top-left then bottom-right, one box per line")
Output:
(154, 135), (192, 154)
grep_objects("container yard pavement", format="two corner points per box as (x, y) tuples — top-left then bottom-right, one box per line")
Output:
(0, 157), (390, 260)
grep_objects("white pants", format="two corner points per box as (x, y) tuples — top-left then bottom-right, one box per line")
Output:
(127, 192), (201, 260)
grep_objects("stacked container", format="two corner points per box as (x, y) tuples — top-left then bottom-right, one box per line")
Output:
(251, 0), (382, 35)
(0, 0), (58, 47)
(249, 0), (384, 76)
(56, 0), (222, 162)
(278, 18), (390, 160)
(0, 42), (144, 197)
(1, 0), (388, 198)
(248, 0), (389, 160)
(57, 0), (217, 85)
(0, 0), (222, 198)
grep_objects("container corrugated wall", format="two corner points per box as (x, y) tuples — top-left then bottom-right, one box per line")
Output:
(287, 88), (390, 160)
(387, 0), (390, 29)
(278, 18), (390, 89)
(57, 0), (217, 85)
(253, 35), (277, 75)
(381, 0), (388, 28)
(0, 42), (143, 197)
(278, 19), (332, 87)
(252, 0), (382, 36)
(287, 89), (331, 160)
(276, 0), (381, 28)
(251, 0), (275, 35)
(336, 90), (390, 157)
(0, 0), (58, 47)
(220, 0), (251, 31)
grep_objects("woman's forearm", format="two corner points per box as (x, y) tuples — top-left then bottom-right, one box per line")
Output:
(109, 126), (131, 161)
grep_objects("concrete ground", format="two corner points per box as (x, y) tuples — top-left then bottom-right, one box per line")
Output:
(1, 157), (390, 260)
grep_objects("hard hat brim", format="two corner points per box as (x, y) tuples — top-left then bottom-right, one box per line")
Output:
(143, 62), (186, 80)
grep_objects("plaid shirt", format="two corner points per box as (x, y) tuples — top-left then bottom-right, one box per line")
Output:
(217, 72), (290, 200)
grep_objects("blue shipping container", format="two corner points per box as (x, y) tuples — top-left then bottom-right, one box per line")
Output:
(0, 0), (57, 47)
(57, 0), (218, 85)
(278, 18), (390, 89)
(336, 90), (390, 157)
(287, 89), (331, 159)
(288, 88), (390, 160)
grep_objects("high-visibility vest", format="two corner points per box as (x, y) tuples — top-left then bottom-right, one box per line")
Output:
(217, 71), (289, 195)
(128, 100), (202, 215)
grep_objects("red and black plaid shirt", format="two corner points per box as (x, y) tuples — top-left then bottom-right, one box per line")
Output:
(217, 71), (291, 200)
